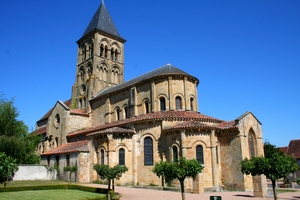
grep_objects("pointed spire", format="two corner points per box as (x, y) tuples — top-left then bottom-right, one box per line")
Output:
(82, 1), (123, 39)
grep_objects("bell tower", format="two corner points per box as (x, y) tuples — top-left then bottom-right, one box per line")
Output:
(71, 0), (126, 112)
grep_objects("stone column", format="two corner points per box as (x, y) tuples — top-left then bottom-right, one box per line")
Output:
(210, 129), (219, 190)
(107, 48), (111, 60)
(183, 77), (188, 110)
(132, 134), (138, 185)
(105, 98), (111, 123)
(168, 77), (173, 110)
(193, 173), (204, 194)
(151, 81), (156, 112)
(180, 130), (187, 157)
(194, 81), (199, 111)
(252, 175), (267, 197)
(107, 134), (114, 167)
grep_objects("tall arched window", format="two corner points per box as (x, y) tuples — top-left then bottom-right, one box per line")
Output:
(114, 49), (118, 61)
(196, 145), (204, 164)
(55, 137), (58, 148)
(111, 48), (115, 60)
(104, 46), (108, 58)
(115, 108), (120, 121)
(100, 44), (104, 57)
(160, 97), (166, 111)
(119, 148), (125, 165)
(248, 130), (256, 158)
(100, 149), (105, 165)
(123, 106), (128, 119)
(176, 96), (182, 110)
(82, 46), (86, 61)
(144, 100), (149, 114)
(190, 97), (194, 111)
(144, 137), (153, 165)
(79, 99), (82, 109)
(173, 146), (178, 162)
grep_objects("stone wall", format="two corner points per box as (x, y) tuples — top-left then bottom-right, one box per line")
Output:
(13, 165), (57, 180)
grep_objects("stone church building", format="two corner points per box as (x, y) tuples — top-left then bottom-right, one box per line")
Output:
(35, 1), (266, 195)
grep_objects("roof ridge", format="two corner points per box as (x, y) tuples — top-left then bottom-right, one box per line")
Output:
(91, 64), (198, 100)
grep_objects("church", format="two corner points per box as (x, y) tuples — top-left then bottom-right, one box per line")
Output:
(35, 1), (266, 195)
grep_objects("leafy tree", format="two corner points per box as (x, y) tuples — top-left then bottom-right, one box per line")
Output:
(0, 95), (40, 164)
(152, 157), (204, 200)
(64, 166), (78, 183)
(93, 164), (128, 199)
(241, 142), (299, 200)
(0, 152), (19, 187)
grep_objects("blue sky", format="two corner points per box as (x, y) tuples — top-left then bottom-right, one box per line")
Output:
(1, 0), (299, 147)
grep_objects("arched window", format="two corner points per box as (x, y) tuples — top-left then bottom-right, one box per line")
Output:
(82, 46), (86, 61)
(111, 67), (119, 84)
(115, 108), (120, 121)
(111, 48), (115, 60)
(176, 96), (182, 110)
(123, 106), (128, 119)
(114, 49), (118, 61)
(173, 146), (178, 162)
(89, 43), (93, 58)
(100, 44), (104, 57)
(160, 97), (166, 111)
(55, 137), (58, 148)
(79, 67), (85, 81)
(144, 100), (149, 114)
(79, 99), (82, 109)
(248, 130), (256, 158)
(104, 46), (108, 58)
(119, 148), (125, 165)
(100, 149), (105, 165)
(190, 97), (194, 111)
(144, 137), (153, 165)
(196, 145), (204, 164)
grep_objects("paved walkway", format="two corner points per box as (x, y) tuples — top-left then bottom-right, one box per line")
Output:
(82, 183), (300, 200)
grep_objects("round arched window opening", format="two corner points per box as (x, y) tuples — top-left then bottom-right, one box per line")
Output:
(54, 114), (60, 128)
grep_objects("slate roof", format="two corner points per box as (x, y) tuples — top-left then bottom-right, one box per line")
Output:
(81, 1), (124, 40)
(91, 64), (198, 100)
(42, 140), (89, 155)
(68, 110), (223, 138)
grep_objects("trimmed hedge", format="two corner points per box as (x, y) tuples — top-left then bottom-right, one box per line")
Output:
(0, 184), (109, 194)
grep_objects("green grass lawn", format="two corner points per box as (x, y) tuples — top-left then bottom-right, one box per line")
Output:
(0, 189), (106, 200)
(0, 180), (70, 188)
(0, 180), (108, 200)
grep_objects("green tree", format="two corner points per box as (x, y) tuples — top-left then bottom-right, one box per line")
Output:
(0, 95), (40, 164)
(64, 166), (78, 183)
(93, 164), (128, 199)
(0, 152), (19, 187)
(152, 157), (204, 200)
(241, 142), (299, 200)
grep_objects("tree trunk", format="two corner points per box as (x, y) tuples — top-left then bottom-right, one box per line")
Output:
(108, 180), (111, 200)
(271, 179), (277, 200)
(112, 179), (115, 190)
(179, 179), (185, 200)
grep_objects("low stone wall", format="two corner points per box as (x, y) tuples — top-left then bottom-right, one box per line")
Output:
(13, 165), (57, 180)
